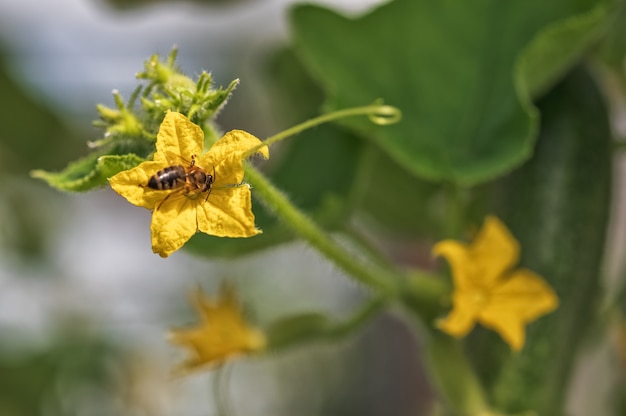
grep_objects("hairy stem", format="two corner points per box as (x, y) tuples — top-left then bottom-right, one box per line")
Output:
(244, 163), (399, 296)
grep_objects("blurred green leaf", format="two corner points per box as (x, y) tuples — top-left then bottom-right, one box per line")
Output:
(0, 333), (122, 416)
(0, 57), (81, 174)
(598, 0), (626, 70)
(0, 52), (84, 257)
(290, 0), (612, 185)
(354, 146), (446, 237)
(518, 0), (612, 97)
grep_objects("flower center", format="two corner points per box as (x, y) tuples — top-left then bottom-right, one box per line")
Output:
(471, 288), (489, 308)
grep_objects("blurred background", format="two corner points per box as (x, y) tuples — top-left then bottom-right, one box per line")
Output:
(0, 0), (437, 415)
(1, 0), (625, 415)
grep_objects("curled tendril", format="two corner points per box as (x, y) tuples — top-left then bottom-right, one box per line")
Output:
(244, 102), (403, 158)
(367, 104), (402, 125)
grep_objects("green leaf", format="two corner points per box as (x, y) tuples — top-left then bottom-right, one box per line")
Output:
(354, 145), (446, 237)
(290, 0), (612, 185)
(31, 153), (145, 192)
(0, 55), (80, 174)
(517, 0), (613, 98)
(597, 0), (626, 70)
(0, 332), (122, 416)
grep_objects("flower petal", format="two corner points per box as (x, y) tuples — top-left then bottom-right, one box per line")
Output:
(471, 216), (520, 280)
(153, 112), (204, 164)
(196, 185), (261, 237)
(436, 290), (481, 338)
(434, 216), (521, 290)
(201, 130), (268, 185)
(479, 269), (558, 350)
(433, 240), (475, 291)
(150, 195), (199, 257)
(168, 286), (266, 375)
(109, 161), (168, 209)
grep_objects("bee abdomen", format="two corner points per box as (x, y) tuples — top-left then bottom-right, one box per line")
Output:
(147, 165), (186, 190)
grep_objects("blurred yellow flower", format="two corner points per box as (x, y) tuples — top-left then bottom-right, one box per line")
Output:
(109, 111), (269, 257)
(434, 216), (558, 350)
(168, 285), (266, 375)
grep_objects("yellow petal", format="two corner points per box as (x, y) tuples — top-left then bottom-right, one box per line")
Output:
(436, 290), (481, 338)
(201, 129), (269, 185)
(153, 112), (204, 164)
(479, 269), (558, 350)
(191, 283), (240, 324)
(196, 186), (261, 237)
(434, 216), (521, 290)
(433, 240), (476, 292)
(150, 196), (199, 257)
(471, 216), (520, 281)
(109, 161), (168, 209)
(168, 286), (266, 375)
(212, 153), (246, 188)
(191, 285), (219, 323)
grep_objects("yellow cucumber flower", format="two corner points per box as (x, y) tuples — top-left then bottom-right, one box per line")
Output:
(434, 216), (558, 350)
(108, 111), (269, 257)
(168, 285), (266, 374)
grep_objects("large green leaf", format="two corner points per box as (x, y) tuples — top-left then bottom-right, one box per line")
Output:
(290, 0), (611, 185)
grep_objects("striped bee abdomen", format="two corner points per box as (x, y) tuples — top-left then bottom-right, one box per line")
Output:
(147, 165), (187, 190)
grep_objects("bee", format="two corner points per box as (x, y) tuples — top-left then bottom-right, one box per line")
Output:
(144, 154), (215, 210)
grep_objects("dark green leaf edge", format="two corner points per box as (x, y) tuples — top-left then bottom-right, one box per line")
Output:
(516, 0), (614, 100)
(464, 0), (613, 186)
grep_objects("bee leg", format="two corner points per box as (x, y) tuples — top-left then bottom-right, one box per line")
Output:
(155, 193), (173, 211)
(155, 188), (186, 211)
(203, 165), (216, 204)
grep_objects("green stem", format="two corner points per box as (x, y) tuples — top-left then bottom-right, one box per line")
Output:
(244, 103), (401, 157)
(424, 332), (491, 416)
(244, 163), (399, 297)
(263, 104), (400, 146)
(327, 296), (388, 340)
(213, 364), (234, 416)
(445, 182), (464, 239)
(341, 223), (400, 274)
